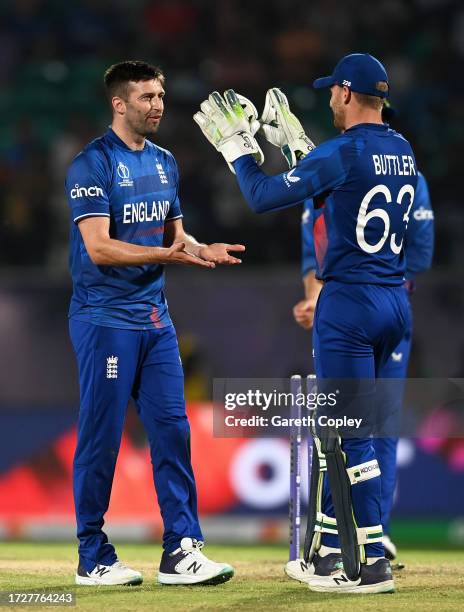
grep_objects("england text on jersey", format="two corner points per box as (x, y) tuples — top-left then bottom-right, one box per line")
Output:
(123, 200), (170, 224)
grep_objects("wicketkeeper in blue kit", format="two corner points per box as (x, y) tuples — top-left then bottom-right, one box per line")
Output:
(195, 53), (418, 593)
(291, 103), (434, 568)
(66, 61), (241, 587)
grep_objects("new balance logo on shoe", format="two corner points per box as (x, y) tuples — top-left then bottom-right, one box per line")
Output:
(187, 561), (202, 574)
(158, 537), (234, 585)
(334, 574), (349, 585)
(75, 560), (143, 586)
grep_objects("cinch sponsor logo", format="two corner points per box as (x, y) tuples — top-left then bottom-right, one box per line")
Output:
(413, 206), (434, 221)
(70, 184), (104, 199)
(123, 200), (170, 224)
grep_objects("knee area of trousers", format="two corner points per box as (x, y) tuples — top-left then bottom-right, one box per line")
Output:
(153, 416), (191, 435)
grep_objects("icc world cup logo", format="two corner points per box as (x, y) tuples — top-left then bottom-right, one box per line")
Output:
(117, 162), (130, 180)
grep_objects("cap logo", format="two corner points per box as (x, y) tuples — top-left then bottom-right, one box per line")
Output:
(375, 81), (389, 93)
(342, 80), (352, 86)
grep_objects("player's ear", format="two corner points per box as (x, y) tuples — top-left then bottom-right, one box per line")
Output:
(112, 96), (126, 116)
(342, 86), (352, 105)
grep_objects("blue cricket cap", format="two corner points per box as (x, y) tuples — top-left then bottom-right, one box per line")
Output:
(313, 53), (389, 98)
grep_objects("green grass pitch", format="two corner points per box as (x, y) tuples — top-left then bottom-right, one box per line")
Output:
(0, 543), (463, 610)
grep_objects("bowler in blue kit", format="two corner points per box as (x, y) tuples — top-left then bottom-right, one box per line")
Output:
(196, 52), (419, 593)
(66, 61), (241, 587)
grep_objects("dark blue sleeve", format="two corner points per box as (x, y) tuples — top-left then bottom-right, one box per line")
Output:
(65, 149), (110, 223)
(232, 136), (355, 214)
(166, 152), (183, 221)
(404, 172), (434, 278)
(301, 199), (316, 277)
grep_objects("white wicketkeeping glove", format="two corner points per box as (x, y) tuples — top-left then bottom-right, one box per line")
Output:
(260, 87), (315, 168)
(193, 89), (264, 173)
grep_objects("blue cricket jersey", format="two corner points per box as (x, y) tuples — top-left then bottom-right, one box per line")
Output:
(234, 123), (418, 286)
(301, 172), (434, 281)
(301, 199), (318, 277)
(403, 172), (434, 279)
(65, 128), (183, 330)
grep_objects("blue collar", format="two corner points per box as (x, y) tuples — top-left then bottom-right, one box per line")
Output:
(106, 127), (148, 151)
(345, 123), (388, 134)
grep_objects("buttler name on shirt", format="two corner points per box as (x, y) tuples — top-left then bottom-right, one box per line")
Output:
(372, 154), (416, 176)
(123, 200), (170, 224)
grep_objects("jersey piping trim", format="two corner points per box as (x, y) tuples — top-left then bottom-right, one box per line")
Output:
(74, 212), (111, 223)
(165, 214), (183, 222)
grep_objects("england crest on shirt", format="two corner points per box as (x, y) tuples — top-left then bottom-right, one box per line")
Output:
(156, 161), (168, 185)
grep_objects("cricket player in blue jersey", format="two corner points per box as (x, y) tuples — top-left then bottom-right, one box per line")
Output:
(66, 61), (243, 587)
(292, 199), (322, 331)
(291, 160), (434, 576)
(195, 53), (416, 593)
(292, 104), (434, 567)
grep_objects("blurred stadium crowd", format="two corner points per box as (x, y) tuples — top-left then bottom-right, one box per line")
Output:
(0, 0), (463, 270)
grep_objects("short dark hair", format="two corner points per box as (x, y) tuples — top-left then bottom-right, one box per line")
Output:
(104, 60), (165, 101)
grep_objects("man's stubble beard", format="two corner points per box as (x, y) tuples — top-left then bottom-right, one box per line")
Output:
(332, 103), (346, 132)
(126, 113), (160, 140)
(143, 124), (159, 139)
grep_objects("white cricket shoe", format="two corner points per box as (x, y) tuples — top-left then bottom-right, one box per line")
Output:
(285, 558), (314, 583)
(383, 534), (397, 560)
(309, 558), (395, 594)
(285, 545), (343, 584)
(285, 551), (343, 584)
(75, 560), (143, 586)
(158, 538), (234, 585)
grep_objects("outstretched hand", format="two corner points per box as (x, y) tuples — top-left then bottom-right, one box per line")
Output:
(199, 243), (246, 265)
(164, 242), (216, 268)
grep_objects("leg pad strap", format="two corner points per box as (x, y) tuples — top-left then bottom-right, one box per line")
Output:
(356, 525), (384, 544)
(314, 512), (338, 535)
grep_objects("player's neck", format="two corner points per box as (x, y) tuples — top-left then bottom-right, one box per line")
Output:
(111, 122), (146, 151)
(344, 110), (383, 131)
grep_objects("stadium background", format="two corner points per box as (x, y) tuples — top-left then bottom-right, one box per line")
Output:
(0, 0), (463, 549)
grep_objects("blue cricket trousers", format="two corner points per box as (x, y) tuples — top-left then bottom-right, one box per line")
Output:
(69, 319), (202, 572)
(312, 281), (411, 557)
(374, 317), (411, 535)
